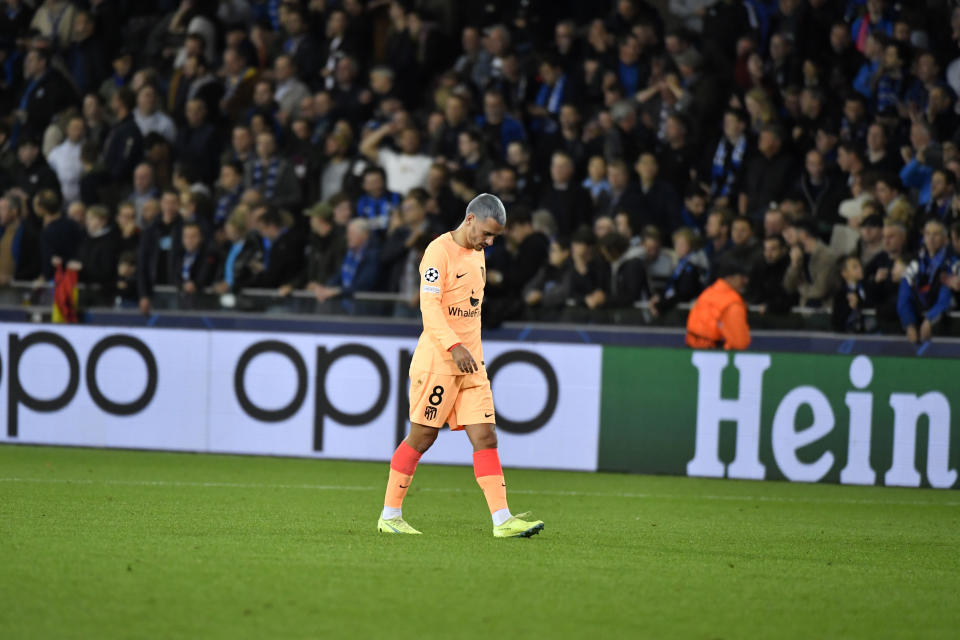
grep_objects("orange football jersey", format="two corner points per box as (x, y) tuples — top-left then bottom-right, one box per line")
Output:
(409, 232), (486, 375)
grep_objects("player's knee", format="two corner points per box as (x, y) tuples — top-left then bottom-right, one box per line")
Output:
(472, 430), (497, 451)
(407, 424), (438, 452)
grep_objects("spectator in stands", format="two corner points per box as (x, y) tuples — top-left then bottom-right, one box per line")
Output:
(15, 46), (77, 142)
(858, 213), (885, 266)
(587, 231), (648, 310)
(650, 226), (703, 316)
(115, 251), (139, 307)
(35, 189), (82, 281)
(248, 207), (304, 290)
(67, 201), (86, 226)
(46, 115), (85, 204)
(125, 163), (159, 227)
(707, 108), (750, 206)
(30, 0), (77, 51)
(582, 156), (612, 207)
(918, 169), (955, 225)
(605, 99), (645, 168)
(223, 125), (254, 167)
(505, 141), (542, 204)
(176, 99), (221, 186)
(359, 122), (432, 196)
(10, 136), (60, 198)
(748, 234), (797, 314)
(597, 159), (638, 220)
(173, 222), (216, 295)
(703, 208), (733, 272)
(539, 151), (593, 238)
(524, 237), (573, 312)
(794, 149), (846, 237)
(685, 261), (751, 350)
(137, 190), (181, 313)
(456, 129), (494, 192)
(76, 204), (119, 301)
(674, 47), (723, 137)
(634, 152), (680, 234)
(874, 40), (907, 114)
(675, 184), (709, 236)
(640, 226), (674, 293)
(729, 215), (762, 275)
(115, 201), (140, 255)
(273, 54), (310, 125)
(489, 165), (530, 211)
(293, 202), (347, 297)
(319, 129), (352, 202)
(220, 47), (259, 124)
(873, 173), (913, 227)
(355, 165), (400, 234)
(213, 208), (261, 295)
(103, 87), (143, 185)
(898, 218), (958, 343)
(283, 6), (323, 81)
(431, 94), (470, 161)
(784, 218), (839, 307)
(656, 112), (697, 195)
(380, 193), (440, 293)
(134, 84), (175, 145)
(214, 162), (244, 230)
(477, 89), (526, 162)
(864, 219), (907, 323)
(245, 131), (301, 212)
(864, 124), (898, 174)
(832, 255), (867, 333)
(742, 125), (799, 220)
(487, 210), (550, 303)
(315, 217), (380, 302)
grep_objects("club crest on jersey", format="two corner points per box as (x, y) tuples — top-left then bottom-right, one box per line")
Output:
(424, 267), (439, 283)
(424, 406), (437, 420)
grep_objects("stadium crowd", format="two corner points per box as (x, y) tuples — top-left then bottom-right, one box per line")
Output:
(2, 0), (960, 341)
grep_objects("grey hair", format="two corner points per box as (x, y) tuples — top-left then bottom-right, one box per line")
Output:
(610, 100), (636, 123)
(466, 193), (507, 226)
(348, 217), (371, 234)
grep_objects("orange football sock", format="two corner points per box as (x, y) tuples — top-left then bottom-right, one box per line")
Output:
(383, 441), (422, 509)
(473, 448), (509, 514)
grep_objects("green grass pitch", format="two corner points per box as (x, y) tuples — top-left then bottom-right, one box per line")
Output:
(1, 445), (958, 639)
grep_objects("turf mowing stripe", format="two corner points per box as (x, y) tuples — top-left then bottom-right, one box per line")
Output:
(1, 476), (957, 507)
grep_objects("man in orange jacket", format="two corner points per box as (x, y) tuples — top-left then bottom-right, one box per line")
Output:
(685, 262), (751, 350)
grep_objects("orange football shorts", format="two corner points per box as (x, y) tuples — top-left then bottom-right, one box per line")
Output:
(408, 367), (495, 429)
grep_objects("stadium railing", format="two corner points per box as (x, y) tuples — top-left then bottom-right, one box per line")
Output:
(1, 280), (957, 336)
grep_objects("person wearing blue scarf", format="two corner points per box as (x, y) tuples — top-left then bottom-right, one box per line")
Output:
(709, 109), (750, 200)
(832, 256), (867, 333)
(315, 218), (381, 308)
(530, 56), (567, 135)
(898, 219), (959, 343)
(651, 228), (704, 317)
(355, 166), (400, 233)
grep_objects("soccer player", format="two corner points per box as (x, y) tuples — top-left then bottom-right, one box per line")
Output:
(377, 194), (545, 538)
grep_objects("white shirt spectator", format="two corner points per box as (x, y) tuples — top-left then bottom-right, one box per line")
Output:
(378, 148), (432, 195)
(134, 108), (177, 144)
(47, 139), (83, 203)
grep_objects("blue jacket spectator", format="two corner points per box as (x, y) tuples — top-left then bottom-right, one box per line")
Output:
(476, 90), (525, 161)
(355, 166), (400, 233)
(317, 218), (381, 302)
(898, 219), (958, 339)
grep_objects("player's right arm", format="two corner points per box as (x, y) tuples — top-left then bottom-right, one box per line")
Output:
(419, 244), (478, 373)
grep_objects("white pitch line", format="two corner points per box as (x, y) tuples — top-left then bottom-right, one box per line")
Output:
(0, 476), (957, 507)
